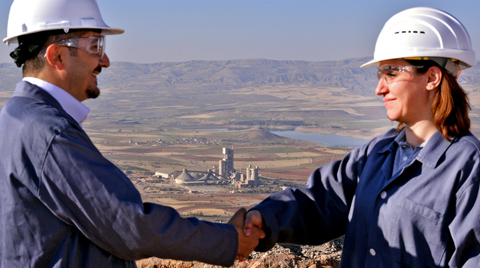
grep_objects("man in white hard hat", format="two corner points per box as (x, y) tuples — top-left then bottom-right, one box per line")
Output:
(0, 0), (264, 267)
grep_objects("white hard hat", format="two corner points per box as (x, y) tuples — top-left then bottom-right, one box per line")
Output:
(361, 7), (476, 72)
(3, 0), (124, 45)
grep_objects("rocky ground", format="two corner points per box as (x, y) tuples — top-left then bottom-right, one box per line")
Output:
(136, 237), (343, 268)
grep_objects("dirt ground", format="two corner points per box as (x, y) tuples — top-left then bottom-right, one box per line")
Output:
(136, 239), (344, 268)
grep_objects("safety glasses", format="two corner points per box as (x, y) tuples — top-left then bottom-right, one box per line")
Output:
(376, 65), (424, 84)
(53, 35), (105, 59)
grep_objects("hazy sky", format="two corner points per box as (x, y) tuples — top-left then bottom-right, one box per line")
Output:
(1, 0), (479, 64)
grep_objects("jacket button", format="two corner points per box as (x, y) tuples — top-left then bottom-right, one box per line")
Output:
(380, 191), (387, 199)
(370, 248), (376, 256)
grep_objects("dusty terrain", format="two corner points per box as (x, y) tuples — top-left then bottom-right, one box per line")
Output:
(136, 239), (344, 268)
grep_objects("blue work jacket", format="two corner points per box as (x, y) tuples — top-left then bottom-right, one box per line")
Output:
(253, 127), (480, 267)
(0, 81), (238, 267)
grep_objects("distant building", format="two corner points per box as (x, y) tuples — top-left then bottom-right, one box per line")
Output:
(175, 169), (196, 184)
(219, 160), (227, 178)
(223, 147), (234, 174)
(240, 173), (246, 182)
(198, 171), (219, 184)
(223, 147), (234, 171)
(234, 165), (261, 188)
(174, 169), (221, 185)
(250, 166), (259, 187)
(218, 147), (235, 179)
(154, 170), (175, 179)
(175, 169), (203, 185)
(237, 179), (256, 188)
(245, 165), (259, 187)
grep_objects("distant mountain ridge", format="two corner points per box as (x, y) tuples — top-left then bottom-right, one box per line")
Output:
(99, 58), (480, 95)
(98, 58), (378, 95)
(2, 58), (480, 96)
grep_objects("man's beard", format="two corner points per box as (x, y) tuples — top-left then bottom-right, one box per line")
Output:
(87, 67), (102, 99)
(86, 85), (100, 99)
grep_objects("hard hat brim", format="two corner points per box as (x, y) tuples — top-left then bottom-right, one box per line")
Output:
(360, 50), (477, 69)
(360, 58), (380, 68)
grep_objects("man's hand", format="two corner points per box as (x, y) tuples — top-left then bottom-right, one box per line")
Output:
(228, 208), (266, 261)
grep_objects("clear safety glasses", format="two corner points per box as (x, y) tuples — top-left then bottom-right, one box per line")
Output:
(52, 35), (105, 59)
(376, 65), (424, 84)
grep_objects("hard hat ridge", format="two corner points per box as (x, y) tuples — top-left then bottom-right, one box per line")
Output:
(3, 0), (124, 45)
(361, 7), (476, 72)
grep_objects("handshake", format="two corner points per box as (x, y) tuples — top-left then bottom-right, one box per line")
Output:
(228, 208), (265, 261)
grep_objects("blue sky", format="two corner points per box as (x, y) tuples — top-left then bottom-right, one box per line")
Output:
(1, 0), (479, 64)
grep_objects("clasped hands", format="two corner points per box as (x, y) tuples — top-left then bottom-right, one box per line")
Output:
(228, 208), (265, 261)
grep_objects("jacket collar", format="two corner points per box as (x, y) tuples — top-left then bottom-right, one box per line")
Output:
(21, 78), (90, 125)
(14, 81), (62, 110)
(14, 80), (89, 126)
(378, 127), (453, 169)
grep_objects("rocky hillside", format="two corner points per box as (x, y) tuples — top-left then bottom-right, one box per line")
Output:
(3, 59), (479, 97)
(136, 238), (344, 268)
(96, 58), (379, 95)
(99, 58), (480, 96)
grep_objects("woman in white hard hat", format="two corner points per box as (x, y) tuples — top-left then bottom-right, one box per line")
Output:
(243, 7), (480, 267)
(361, 6), (476, 145)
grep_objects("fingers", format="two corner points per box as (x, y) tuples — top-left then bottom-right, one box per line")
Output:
(236, 225), (264, 260)
(244, 210), (264, 237)
(255, 225), (266, 239)
(228, 208), (266, 261)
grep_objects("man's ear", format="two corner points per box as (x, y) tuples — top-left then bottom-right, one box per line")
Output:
(426, 66), (442, 91)
(44, 44), (65, 71)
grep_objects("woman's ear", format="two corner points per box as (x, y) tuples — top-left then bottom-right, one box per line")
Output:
(426, 66), (442, 91)
(44, 44), (65, 71)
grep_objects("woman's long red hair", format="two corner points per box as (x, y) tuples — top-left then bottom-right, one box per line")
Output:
(397, 60), (471, 141)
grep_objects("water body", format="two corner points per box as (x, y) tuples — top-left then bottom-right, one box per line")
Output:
(271, 130), (369, 147)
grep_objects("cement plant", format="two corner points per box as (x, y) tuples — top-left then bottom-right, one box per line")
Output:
(155, 147), (261, 189)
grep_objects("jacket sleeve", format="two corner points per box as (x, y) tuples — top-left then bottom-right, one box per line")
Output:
(252, 142), (371, 251)
(39, 126), (238, 266)
(448, 153), (480, 268)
